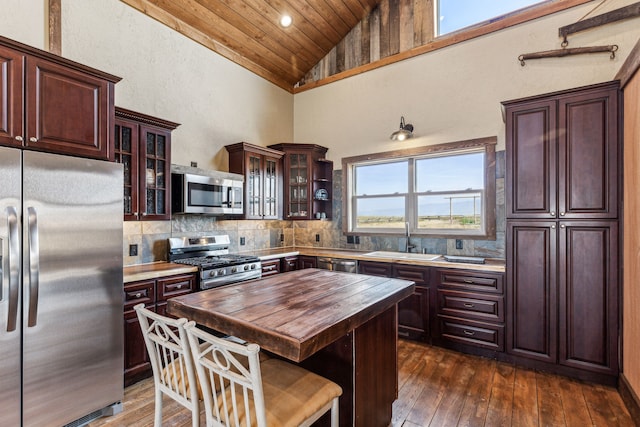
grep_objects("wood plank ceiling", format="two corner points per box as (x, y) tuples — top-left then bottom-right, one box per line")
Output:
(120, 0), (382, 92)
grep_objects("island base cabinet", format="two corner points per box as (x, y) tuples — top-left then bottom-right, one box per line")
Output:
(300, 306), (397, 427)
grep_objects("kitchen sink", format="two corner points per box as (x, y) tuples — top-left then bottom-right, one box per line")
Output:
(363, 251), (442, 261)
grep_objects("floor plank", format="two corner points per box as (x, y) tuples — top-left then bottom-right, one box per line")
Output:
(90, 339), (636, 427)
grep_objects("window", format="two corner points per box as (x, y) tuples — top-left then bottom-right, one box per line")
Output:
(437, 0), (545, 35)
(342, 137), (496, 239)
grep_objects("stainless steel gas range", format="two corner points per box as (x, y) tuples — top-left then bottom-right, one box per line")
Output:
(168, 235), (261, 290)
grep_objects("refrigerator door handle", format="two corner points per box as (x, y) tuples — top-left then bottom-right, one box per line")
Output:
(6, 206), (20, 332)
(27, 206), (39, 327)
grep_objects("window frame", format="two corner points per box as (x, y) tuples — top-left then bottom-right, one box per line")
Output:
(341, 137), (497, 239)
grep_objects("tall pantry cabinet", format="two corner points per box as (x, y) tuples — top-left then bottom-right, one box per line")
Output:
(503, 81), (620, 381)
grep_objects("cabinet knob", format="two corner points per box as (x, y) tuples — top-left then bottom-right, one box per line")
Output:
(551, 225), (556, 229)
(176, 284), (182, 289)
(15, 136), (23, 142)
(550, 211), (556, 216)
(29, 137), (38, 143)
(560, 224), (566, 229)
(560, 212), (565, 216)
(135, 292), (142, 298)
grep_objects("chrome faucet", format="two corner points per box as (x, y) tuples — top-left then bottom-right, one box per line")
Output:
(405, 222), (416, 253)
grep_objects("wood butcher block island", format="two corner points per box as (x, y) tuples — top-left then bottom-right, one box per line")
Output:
(168, 268), (415, 427)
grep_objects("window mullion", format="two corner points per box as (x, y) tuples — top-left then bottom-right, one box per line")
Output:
(407, 158), (416, 231)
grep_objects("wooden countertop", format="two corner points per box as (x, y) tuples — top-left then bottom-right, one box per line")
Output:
(167, 268), (415, 361)
(123, 262), (198, 283)
(246, 246), (506, 272)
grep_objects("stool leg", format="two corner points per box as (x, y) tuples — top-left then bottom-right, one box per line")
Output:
(330, 397), (340, 427)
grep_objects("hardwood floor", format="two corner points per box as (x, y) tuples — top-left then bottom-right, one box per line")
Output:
(90, 339), (635, 427)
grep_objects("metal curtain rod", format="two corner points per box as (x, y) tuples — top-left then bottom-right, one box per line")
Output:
(518, 45), (618, 66)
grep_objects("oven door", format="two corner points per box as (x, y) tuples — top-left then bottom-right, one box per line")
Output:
(172, 173), (243, 214)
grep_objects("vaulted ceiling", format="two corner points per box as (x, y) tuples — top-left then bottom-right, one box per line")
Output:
(120, 0), (382, 92)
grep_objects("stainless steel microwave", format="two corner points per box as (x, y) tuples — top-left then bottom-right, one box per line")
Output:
(171, 173), (243, 215)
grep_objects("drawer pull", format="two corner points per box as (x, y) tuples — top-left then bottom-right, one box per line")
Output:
(135, 292), (142, 298)
(176, 284), (183, 289)
(463, 279), (474, 284)
(463, 303), (475, 308)
(463, 330), (475, 336)
(398, 331), (409, 337)
(264, 265), (276, 271)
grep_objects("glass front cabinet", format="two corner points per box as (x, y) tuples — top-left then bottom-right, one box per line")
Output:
(114, 107), (179, 220)
(268, 143), (332, 220)
(226, 142), (284, 220)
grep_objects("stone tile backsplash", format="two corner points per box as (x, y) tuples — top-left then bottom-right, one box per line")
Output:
(123, 152), (506, 265)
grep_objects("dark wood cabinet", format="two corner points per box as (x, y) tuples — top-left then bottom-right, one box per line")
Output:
(268, 143), (332, 220)
(261, 259), (281, 277)
(226, 142), (284, 219)
(359, 261), (431, 342)
(114, 108), (179, 221)
(358, 260), (393, 277)
(504, 81), (620, 381)
(123, 273), (195, 386)
(393, 265), (431, 342)
(0, 36), (120, 160)
(282, 256), (298, 272)
(505, 82), (619, 220)
(298, 255), (317, 269)
(435, 268), (506, 353)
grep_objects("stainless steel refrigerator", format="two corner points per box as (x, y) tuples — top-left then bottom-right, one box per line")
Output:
(0, 146), (124, 426)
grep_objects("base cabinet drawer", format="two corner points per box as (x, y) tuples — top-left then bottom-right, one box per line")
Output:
(261, 259), (281, 277)
(438, 290), (504, 323)
(438, 316), (504, 351)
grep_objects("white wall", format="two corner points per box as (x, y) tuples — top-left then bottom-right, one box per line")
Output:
(0, 0), (293, 172)
(0, 0), (47, 49)
(294, 2), (640, 163)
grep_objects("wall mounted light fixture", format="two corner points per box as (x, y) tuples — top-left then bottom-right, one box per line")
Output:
(390, 116), (414, 141)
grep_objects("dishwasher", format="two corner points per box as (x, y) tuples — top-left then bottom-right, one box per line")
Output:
(317, 257), (358, 273)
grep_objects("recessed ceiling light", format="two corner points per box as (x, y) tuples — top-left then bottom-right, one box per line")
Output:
(280, 14), (292, 28)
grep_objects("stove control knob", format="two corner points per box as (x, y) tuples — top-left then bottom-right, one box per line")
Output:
(231, 267), (237, 273)
(244, 265), (249, 271)
(250, 264), (256, 270)
(218, 269), (225, 276)
(209, 271), (215, 278)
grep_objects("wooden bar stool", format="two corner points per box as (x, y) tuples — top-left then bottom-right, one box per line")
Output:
(184, 321), (342, 427)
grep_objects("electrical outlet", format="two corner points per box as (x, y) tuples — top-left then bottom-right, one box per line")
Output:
(315, 234), (320, 242)
(190, 161), (198, 167)
(455, 239), (463, 250)
(240, 237), (246, 245)
(280, 233), (284, 242)
(347, 235), (354, 244)
(355, 236), (360, 244)
(129, 244), (138, 256)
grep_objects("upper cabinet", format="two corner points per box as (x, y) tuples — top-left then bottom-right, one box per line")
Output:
(115, 108), (180, 221)
(0, 36), (120, 161)
(504, 82), (619, 220)
(268, 143), (332, 220)
(226, 142), (284, 220)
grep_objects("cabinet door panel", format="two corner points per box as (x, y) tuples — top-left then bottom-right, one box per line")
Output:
(559, 221), (618, 374)
(114, 118), (140, 220)
(507, 221), (557, 362)
(506, 100), (557, 218)
(124, 309), (153, 386)
(558, 87), (618, 218)
(298, 255), (317, 269)
(25, 56), (110, 160)
(138, 125), (170, 220)
(398, 287), (430, 341)
(0, 45), (24, 147)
